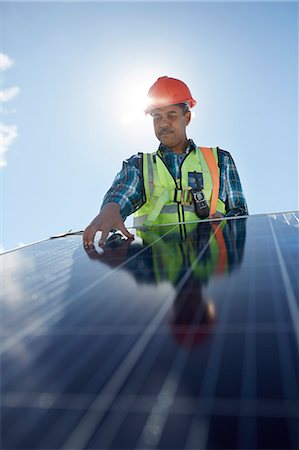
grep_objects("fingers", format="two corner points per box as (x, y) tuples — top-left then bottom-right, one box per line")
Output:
(98, 227), (110, 246)
(83, 210), (134, 248)
(98, 223), (134, 246)
(83, 225), (98, 248)
(118, 222), (135, 240)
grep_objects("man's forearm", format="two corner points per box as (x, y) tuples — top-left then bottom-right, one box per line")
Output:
(101, 156), (145, 220)
(101, 192), (134, 220)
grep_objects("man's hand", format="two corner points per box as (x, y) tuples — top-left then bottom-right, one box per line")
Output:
(83, 202), (134, 247)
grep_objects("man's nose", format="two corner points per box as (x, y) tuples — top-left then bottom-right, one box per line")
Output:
(160, 116), (171, 128)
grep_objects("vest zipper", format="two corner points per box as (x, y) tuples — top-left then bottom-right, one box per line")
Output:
(178, 148), (196, 222)
(178, 147), (195, 187)
(156, 152), (178, 187)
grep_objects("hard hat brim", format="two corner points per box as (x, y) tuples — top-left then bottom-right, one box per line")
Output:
(145, 99), (197, 115)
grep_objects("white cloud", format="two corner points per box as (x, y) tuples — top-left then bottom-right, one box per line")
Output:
(0, 107), (17, 115)
(0, 123), (18, 167)
(0, 53), (14, 71)
(0, 87), (21, 103)
(0, 54), (19, 167)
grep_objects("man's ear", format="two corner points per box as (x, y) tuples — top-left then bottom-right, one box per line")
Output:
(185, 111), (191, 126)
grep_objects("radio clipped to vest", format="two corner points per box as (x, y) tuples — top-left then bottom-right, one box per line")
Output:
(191, 171), (210, 219)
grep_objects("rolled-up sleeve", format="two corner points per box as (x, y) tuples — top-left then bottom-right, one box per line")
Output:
(101, 154), (145, 220)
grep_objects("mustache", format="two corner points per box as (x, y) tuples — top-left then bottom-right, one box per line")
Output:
(159, 128), (173, 134)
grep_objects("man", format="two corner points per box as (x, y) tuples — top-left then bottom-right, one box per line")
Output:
(83, 76), (248, 247)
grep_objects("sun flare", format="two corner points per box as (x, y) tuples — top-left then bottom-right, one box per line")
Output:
(114, 71), (158, 127)
(120, 86), (150, 125)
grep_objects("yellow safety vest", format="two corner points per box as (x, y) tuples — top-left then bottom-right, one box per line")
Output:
(136, 221), (228, 284)
(134, 147), (226, 227)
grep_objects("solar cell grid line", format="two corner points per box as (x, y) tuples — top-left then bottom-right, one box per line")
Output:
(86, 341), (188, 449)
(273, 214), (299, 239)
(13, 335), (139, 450)
(283, 212), (299, 227)
(1, 238), (74, 268)
(85, 334), (171, 449)
(103, 395), (298, 417)
(287, 212), (299, 227)
(272, 212), (299, 231)
(70, 284), (165, 331)
(270, 216), (299, 298)
(1, 225), (177, 356)
(52, 263), (163, 330)
(2, 333), (87, 391)
(254, 215), (298, 449)
(250, 218), (279, 325)
(292, 212), (299, 223)
(1, 236), (53, 256)
(2, 328), (122, 398)
(269, 217), (299, 350)
(3, 406), (82, 450)
(183, 257), (237, 450)
(2, 239), (79, 287)
(182, 214), (274, 448)
(42, 231), (176, 329)
(282, 213), (291, 226)
(1, 242), (82, 324)
(2, 237), (122, 312)
(2, 404), (45, 448)
(269, 218), (299, 447)
(2, 390), (95, 412)
(61, 222), (223, 450)
(2, 235), (120, 322)
(26, 322), (294, 335)
(53, 278), (135, 329)
(184, 415), (210, 450)
(273, 314), (299, 446)
(237, 240), (257, 450)
(2, 274), (74, 333)
(133, 291), (217, 450)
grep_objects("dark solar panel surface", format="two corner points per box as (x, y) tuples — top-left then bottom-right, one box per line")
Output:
(1, 212), (299, 449)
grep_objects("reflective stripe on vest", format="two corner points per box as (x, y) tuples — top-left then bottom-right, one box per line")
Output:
(134, 147), (226, 227)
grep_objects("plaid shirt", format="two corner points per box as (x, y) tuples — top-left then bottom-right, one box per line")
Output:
(102, 139), (248, 220)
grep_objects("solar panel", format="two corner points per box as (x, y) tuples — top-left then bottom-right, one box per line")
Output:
(1, 212), (298, 449)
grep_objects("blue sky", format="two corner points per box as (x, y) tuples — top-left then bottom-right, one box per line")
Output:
(0, 1), (298, 252)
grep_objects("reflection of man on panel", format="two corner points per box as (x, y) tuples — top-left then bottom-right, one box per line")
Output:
(84, 219), (247, 349)
(83, 76), (248, 247)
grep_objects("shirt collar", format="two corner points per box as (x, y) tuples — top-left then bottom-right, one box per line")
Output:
(158, 139), (197, 155)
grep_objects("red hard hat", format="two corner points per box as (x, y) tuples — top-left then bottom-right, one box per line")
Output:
(145, 76), (197, 114)
(169, 301), (216, 349)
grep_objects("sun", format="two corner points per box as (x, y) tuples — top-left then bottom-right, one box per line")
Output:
(112, 70), (160, 127)
(120, 84), (150, 125)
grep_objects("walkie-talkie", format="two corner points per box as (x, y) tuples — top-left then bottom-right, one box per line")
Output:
(191, 171), (210, 219)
